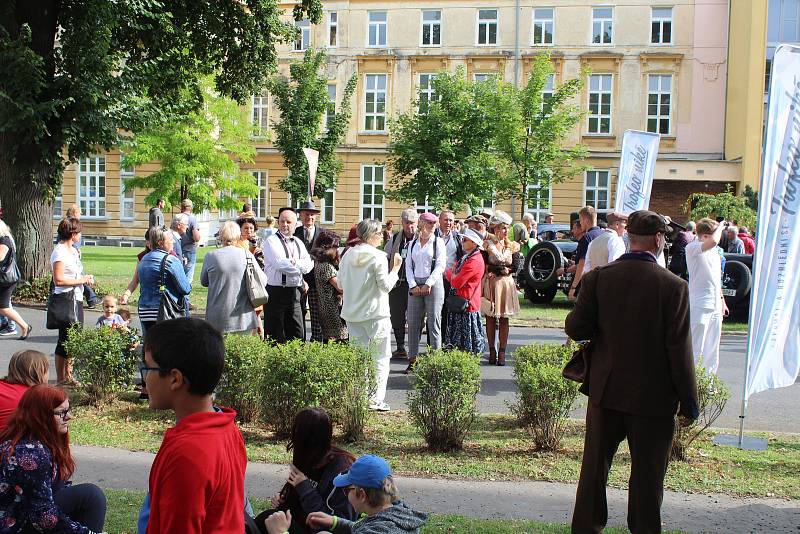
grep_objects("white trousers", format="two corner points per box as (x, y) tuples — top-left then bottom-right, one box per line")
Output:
(348, 318), (392, 404)
(690, 308), (722, 374)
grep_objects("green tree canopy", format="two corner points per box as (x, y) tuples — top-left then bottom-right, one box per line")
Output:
(120, 78), (258, 214)
(270, 48), (357, 201)
(0, 0), (321, 277)
(686, 185), (757, 230)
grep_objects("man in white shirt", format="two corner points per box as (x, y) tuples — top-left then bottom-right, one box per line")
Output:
(685, 218), (728, 374)
(584, 212), (627, 272)
(435, 210), (462, 341)
(262, 208), (314, 343)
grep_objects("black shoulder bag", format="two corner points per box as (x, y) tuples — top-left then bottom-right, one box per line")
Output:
(0, 242), (20, 286)
(157, 254), (186, 321)
(444, 250), (479, 313)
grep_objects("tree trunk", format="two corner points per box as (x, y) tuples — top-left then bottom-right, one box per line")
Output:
(0, 161), (55, 280)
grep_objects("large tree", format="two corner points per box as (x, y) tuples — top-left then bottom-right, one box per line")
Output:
(386, 68), (509, 210)
(489, 54), (589, 218)
(270, 48), (357, 201)
(120, 78), (258, 213)
(0, 0), (321, 277)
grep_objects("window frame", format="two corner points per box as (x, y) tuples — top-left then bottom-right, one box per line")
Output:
(591, 6), (614, 45)
(587, 74), (613, 135)
(360, 164), (385, 221)
(651, 7), (673, 45)
(76, 155), (107, 219)
(421, 9), (442, 47)
(476, 8), (499, 46)
(320, 187), (336, 224)
(525, 180), (552, 223)
(53, 186), (63, 219)
(120, 160), (135, 221)
(473, 72), (493, 82)
(542, 73), (555, 111)
(363, 73), (388, 133)
(415, 196), (434, 214)
(251, 93), (270, 138)
(325, 83), (337, 130)
(584, 170), (612, 213)
(294, 19), (311, 52)
(532, 7), (555, 46)
(251, 170), (269, 220)
(647, 74), (672, 135)
(328, 11), (338, 48)
(367, 11), (388, 48)
(418, 73), (438, 112)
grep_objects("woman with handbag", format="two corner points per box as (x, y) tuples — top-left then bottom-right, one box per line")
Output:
(137, 226), (192, 339)
(443, 229), (486, 354)
(50, 218), (94, 385)
(201, 221), (268, 335)
(311, 230), (347, 343)
(483, 211), (520, 366)
(0, 221), (31, 340)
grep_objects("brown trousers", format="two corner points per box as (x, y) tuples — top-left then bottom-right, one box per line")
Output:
(572, 403), (675, 534)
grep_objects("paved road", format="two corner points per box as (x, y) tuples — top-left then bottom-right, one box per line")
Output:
(72, 444), (800, 534)
(5, 306), (799, 432)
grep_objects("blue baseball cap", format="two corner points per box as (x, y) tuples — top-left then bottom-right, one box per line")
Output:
(333, 455), (391, 490)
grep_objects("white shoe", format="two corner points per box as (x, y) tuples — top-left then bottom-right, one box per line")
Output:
(369, 401), (390, 412)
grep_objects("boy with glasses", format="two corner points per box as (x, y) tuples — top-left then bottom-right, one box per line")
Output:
(265, 455), (427, 534)
(137, 318), (247, 534)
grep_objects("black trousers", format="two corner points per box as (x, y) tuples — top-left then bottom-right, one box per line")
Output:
(21, 482), (107, 533)
(572, 403), (675, 534)
(388, 281), (409, 351)
(265, 285), (304, 344)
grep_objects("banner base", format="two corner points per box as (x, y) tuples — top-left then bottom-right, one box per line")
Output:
(712, 433), (768, 451)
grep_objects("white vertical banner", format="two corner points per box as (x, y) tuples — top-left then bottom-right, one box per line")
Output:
(302, 147), (319, 200)
(614, 130), (661, 216)
(745, 44), (800, 399)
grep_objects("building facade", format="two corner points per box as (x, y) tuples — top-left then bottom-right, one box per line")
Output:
(58, 0), (763, 243)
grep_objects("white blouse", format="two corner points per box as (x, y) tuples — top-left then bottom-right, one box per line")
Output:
(405, 235), (446, 288)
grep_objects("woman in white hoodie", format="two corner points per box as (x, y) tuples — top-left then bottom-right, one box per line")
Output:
(339, 219), (402, 412)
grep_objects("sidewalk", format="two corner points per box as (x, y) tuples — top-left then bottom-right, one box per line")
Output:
(72, 445), (800, 533)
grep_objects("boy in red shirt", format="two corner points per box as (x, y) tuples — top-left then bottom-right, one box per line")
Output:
(138, 318), (247, 534)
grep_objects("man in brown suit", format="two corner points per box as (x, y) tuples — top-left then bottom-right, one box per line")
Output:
(566, 210), (699, 534)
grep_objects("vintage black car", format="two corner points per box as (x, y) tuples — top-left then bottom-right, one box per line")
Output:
(518, 239), (578, 304)
(721, 252), (753, 319)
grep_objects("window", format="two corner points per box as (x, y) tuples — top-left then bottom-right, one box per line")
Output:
(525, 180), (552, 223)
(592, 7), (613, 44)
(421, 10), (441, 46)
(294, 19), (311, 51)
(77, 156), (106, 218)
(585, 170), (611, 212)
(120, 159), (135, 221)
(532, 8), (554, 45)
(647, 74), (672, 135)
(368, 11), (387, 47)
(53, 185), (63, 219)
(651, 7), (673, 44)
(588, 74), (612, 134)
(481, 197), (495, 210)
(321, 187), (335, 223)
(474, 73), (491, 82)
(542, 74), (555, 110)
(251, 171), (268, 219)
(328, 12), (338, 47)
(418, 73), (437, 112)
(416, 196), (434, 214)
(218, 189), (236, 221)
(361, 165), (384, 220)
(364, 74), (387, 132)
(477, 9), (498, 45)
(251, 93), (269, 137)
(325, 84), (336, 129)
(765, 57), (772, 93)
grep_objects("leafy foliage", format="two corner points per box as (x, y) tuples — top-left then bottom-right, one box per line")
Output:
(407, 349), (481, 451)
(258, 340), (374, 441)
(671, 365), (730, 461)
(63, 324), (141, 405)
(216, 334), (269, 423)
(508, 343), (580, 451)
(270, 49), (357, 201)
(387, 68), (508, 210)
(489, 54), (589, 217)
(686, 185), (757, 230)
(121, 77), (258, 212)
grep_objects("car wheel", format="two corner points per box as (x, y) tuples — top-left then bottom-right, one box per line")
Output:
(524, 285), (558, 304)
(722, 260), (752, 306)
(523, 241), (565, 289)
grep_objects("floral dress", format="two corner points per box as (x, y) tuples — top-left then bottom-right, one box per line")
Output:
(314, 261), (348, 341)
(0, 439), (90, 533)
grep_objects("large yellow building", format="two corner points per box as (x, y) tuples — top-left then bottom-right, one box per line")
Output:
(59, 0), (767, 243)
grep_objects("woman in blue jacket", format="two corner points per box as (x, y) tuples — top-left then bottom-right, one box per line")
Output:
(137, 226), (192, 339)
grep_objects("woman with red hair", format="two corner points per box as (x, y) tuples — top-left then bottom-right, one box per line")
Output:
(0, 385), (106, 533)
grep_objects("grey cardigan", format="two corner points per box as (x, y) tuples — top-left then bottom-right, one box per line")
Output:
(200, 246), (267, 333)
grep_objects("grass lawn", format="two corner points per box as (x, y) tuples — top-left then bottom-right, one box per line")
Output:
(70, 397), (800, 500)
(513, 293), (749, 333)
(103, 489), (667, 534)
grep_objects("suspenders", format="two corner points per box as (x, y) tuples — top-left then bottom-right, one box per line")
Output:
(278, 236), (303, 286)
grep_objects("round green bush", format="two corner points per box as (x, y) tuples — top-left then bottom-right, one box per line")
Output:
(217, 334), (268, 423)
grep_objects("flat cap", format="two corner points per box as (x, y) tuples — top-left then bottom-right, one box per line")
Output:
(626, 210), (671, 235)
